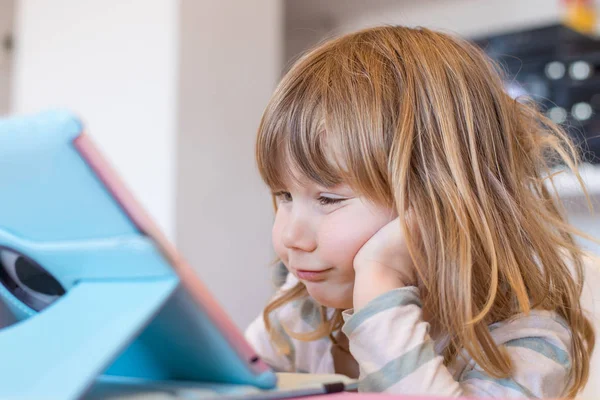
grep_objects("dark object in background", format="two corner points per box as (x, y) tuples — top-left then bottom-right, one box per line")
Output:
(474, 24), (600, 164)
(2, 34), (12, 53)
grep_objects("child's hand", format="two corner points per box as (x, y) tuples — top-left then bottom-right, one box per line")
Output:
(352, 216), (417, 311)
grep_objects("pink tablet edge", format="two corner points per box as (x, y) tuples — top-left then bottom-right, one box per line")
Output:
(73, 133), (271, 376)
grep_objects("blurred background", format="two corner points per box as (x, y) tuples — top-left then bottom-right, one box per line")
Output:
(1, 0), (600, 363)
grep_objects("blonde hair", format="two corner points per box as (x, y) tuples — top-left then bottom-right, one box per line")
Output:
(255, 25), (595, 397)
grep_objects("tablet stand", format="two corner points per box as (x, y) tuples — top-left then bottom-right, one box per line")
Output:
(0, 277), (179, 399)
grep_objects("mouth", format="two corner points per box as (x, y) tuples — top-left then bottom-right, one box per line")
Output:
(295, 268), (333, 282)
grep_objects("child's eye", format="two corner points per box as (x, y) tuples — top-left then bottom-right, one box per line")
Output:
(273, 191), (292, 202)
(318, 196), (346, 206)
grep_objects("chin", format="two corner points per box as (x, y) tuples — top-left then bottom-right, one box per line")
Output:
(305, 282), (354, 310)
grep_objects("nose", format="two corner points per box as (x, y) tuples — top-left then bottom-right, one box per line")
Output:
(282, 208), (317, 252)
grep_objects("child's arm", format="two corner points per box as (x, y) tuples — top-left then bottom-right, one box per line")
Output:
(343, 287), (572, 398)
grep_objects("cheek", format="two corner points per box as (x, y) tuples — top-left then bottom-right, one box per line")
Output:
(317, 207), (392, 268)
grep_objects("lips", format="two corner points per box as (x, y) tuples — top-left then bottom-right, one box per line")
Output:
(295, 268), (332, 282)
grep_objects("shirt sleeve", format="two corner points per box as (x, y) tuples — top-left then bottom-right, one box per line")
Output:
(342, 287), (572, 398)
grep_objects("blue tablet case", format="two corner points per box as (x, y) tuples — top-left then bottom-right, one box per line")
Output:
(0, 111), (277, 399)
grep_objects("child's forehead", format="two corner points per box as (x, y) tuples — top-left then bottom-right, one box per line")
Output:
(278, 168), (325, 189)
(275, 142), (348, 183)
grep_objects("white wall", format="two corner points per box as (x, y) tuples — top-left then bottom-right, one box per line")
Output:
(568, 199), (600, 255)
(11, 0), (178, 239)
(176, 0), (282, 329)
(10, 0), (283, 330)
(0, 0), (13, 115)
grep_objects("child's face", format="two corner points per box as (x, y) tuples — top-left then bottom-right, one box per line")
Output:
(272, 175), (394, 309)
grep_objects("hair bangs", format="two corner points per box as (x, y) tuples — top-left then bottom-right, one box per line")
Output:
(256, 42), (394, 205)
(256, 61), (350, 192)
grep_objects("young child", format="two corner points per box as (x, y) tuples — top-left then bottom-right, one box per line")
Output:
(245, 25), (596, 398)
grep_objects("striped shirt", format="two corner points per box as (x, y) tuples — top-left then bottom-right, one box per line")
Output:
(245, 274), (573, 398)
